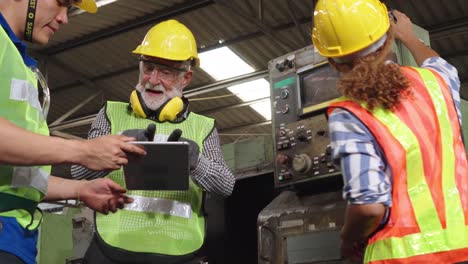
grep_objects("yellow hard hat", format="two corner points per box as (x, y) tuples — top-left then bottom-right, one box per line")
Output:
(312, 0), (389, 58)
(73, 0), (97, 13)
(133, 20), (200, 67)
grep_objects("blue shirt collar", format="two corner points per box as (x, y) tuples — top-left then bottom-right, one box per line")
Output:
(0, 12), (37, 67)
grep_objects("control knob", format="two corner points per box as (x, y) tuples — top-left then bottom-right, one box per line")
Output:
(292, 154), (312, 174)
(276, 154), (291, 167)
(295, 129), (311, 142)
(280, 104), (289, 114)
(280, 89), (289, 99)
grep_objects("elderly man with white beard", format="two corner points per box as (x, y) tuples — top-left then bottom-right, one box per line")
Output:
(71, 19), (235, 264)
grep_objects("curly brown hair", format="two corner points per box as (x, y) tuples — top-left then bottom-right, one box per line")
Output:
(329, 29), (411, 110)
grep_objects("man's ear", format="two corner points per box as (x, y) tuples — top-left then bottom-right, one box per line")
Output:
(180, 70), (193, 91)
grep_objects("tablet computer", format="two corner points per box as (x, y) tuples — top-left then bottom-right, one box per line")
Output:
(123, 141), (189, 191)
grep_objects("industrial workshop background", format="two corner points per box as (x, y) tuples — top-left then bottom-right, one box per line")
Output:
(30, 1), (468, 263)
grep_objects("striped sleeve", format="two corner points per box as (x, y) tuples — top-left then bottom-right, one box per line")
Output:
(328, 109), (392, 206)
(421, 57), (462, 123)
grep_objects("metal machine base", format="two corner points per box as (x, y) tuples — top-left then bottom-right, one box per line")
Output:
(258, 190), (347, 264)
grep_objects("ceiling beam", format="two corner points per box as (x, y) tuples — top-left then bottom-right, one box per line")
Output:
(38, 0), (215, 56)
(50, 131), (84, 140)
(199, 97), (270, 115)
(219, 121), (271, 134)
(184, 70), (268, 97)
(427, 16), (468, 41)
(51, 64), (136, 93)
(286, 0), (310, 47)
(47, 57), (105, 126)
(214, 0), (299, 51)
(443, 49), (468, 60)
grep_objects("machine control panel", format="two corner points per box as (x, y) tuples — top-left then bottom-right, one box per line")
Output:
(269, 45), (342, 189)
(274, 115), (339, 187)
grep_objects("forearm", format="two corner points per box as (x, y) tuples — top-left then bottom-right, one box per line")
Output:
(0, 117), (85, 166)
(391, 10), (439, 67)
(43, 176), (86, 201)
(341, 203), (386, 243)
(400, 34), (439, 67)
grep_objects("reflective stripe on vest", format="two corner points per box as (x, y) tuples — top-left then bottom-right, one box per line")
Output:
(0, 27), (50, 229)
(11, 167), (48, 194)
(96, 101), (214, 255)
(328, 67), (468, 263)
(125, 195), (192, 219)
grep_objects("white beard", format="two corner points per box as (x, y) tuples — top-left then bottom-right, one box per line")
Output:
(136, 83), (183, 111)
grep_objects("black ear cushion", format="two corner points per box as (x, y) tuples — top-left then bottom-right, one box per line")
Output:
(136, 91), (151, 117)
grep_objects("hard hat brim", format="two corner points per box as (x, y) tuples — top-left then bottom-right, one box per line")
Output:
(74, 0), (98, 13)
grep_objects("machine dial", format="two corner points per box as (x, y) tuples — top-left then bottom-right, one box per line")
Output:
(278, 130), (286, 137)
(276, 153), (291, 167)
(280, 104), (289, 114)
(292, 154), (312, 173)
(295, 129), (311, 142)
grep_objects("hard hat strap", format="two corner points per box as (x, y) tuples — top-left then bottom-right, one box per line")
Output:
(24, 0), (37, 42)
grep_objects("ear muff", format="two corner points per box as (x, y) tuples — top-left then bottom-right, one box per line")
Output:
(158, 96), (184, 122)
(128, 90), (187, 122)
(129, 90), (148, 118)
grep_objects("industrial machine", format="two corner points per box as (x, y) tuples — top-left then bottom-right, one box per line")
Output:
(258, 45), (345, 264)
(269, 46), (341, 189)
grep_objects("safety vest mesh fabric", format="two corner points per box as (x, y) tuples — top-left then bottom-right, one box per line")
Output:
(328, 66), (468, 263)
(97, 101), (214, 255)
(0, 27), (50, 228)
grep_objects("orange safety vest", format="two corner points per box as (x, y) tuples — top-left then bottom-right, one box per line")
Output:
(328, 67), (468, 263)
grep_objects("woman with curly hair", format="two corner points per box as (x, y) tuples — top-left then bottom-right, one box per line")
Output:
(313, 1), (467, 263)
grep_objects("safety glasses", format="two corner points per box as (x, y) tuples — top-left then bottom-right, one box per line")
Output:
(139, 59), (187, 81)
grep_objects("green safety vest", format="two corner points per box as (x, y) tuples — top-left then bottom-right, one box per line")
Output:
(96, 101), (214, 255)
(0, 27), (51, 229)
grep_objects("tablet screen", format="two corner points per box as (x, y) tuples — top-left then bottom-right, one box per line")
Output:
(123, 141), (189, 190)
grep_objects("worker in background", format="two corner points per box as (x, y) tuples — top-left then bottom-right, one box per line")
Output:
(312, 0), (468, 263)
(0, 1), (147, 264)
(71, 19), (236, 264)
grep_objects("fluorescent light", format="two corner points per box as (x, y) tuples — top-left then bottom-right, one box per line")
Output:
(199, 47), (271, 119)
(199, 47), (254, 79)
